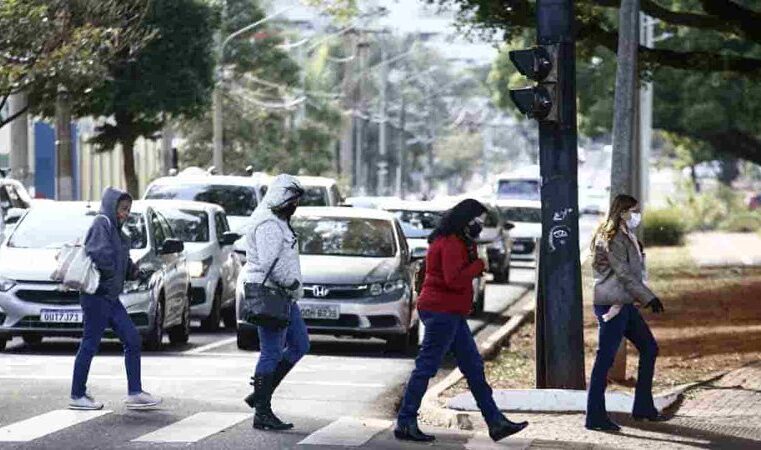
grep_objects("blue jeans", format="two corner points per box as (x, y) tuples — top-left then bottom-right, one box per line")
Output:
(255, 303), (310, 375)
(586, 304), (659, 426)
(71, 295), (142, 398)
(397, 310), (502, 426)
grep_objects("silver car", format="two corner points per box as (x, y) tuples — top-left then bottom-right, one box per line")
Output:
(236, 207), (421, 353)
(142, 200), (242, 331)
(0, 201), (191, 351)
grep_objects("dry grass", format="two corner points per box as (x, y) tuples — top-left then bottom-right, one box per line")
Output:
(447, 244), (761, 396)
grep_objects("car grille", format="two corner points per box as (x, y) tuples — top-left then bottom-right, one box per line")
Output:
(190, 287), (206, 306)
(368, 315), (398, 328)
(303, 284), (369, 300)
(16, 289), (80, 305)
(304, 314), (360, 328)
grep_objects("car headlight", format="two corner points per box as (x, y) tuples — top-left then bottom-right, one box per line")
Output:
(188, 257), (213, 278)
(123, 279), (150, 294)
(0, 277), (16, 292)
(369, 280), (406, 296)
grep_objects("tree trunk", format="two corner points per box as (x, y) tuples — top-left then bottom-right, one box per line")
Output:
(122, 137), (140, 198)
(691, 165), (701, 193)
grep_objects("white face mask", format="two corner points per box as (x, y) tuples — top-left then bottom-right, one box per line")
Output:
(626, 212), (642, 230)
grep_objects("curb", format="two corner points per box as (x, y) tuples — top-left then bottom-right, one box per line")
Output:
(419, 291), (536, 430)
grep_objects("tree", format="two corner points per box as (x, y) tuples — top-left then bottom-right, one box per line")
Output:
(434, 131), (483, 192)
(0, 0), (150, 128)
(479, 0), (761, 165)
(68, 0), (218, 196)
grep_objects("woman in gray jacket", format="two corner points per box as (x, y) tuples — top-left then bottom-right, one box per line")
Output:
(586, 194), (666, 431)
(242, 174), (308, 431)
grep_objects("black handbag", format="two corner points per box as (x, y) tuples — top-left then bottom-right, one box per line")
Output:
(240, 257), (292, 329)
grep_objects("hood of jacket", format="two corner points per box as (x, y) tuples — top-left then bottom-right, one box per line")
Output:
(100, 186), (132, 228)
(246, 174), (304, 233)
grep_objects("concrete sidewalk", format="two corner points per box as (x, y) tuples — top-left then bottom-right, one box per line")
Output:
(444, 362), (761, 449)
(688, 232), (761, 267)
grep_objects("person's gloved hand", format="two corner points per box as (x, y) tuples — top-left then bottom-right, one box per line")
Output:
(646, 297), (665, 313)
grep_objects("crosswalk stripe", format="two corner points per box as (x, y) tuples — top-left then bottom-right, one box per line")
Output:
(465, 435), (533, 449)
(132, 412), (251, 443)
(298, 417), (391, 447)
(0, 409), (112, 442)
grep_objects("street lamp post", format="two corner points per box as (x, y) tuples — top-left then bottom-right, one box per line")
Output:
(212, 6), (295, 174)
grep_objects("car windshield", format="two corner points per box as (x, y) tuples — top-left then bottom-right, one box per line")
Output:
(500, 207), (542, 223)
(300, 187), (329, 206)
(144, 184), (257, 217)
(497, 179), (540, 200)
(158, 209), (209, 243)
(293, 217), (397, 257)
(8, 208), (147, 249)
(388, 209), (445, 236)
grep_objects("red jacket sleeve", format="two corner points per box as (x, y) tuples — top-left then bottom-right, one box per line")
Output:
(440, 237), (485, 289)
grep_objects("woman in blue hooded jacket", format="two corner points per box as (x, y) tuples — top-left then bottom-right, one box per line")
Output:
(69, 187), (160, 410)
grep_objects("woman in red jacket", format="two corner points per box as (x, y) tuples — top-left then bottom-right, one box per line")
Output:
(395, 199), (528, 443)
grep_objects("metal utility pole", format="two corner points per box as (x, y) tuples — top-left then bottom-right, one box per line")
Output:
(8, 92), (30, 186)
(509, 0), (585, 389)
(377, 44), (389, 196)
(354, 37), (370, 193)
(339, 31), (359, 181)
(55, 85), (74, 201)
(424, 83), (435, 198)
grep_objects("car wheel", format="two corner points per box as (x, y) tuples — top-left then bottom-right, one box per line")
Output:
(22, 334), (42, 346)
(221, 305), (237, 329)
(200, 287), (222, 332)
(168, 293), (191, 345)
(143, 295), (164, 351)
(236, 326), (259, 351)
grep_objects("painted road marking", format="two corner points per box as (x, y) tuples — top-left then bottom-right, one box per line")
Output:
(0, 409), (111, 442)
(133, 412), (250, 443)
(298, 417), (391, 446)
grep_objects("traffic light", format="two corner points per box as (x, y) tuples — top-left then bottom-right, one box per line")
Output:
(508, 45), (559, 122)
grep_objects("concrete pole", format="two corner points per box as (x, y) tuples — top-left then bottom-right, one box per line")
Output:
(640, 14), (654, 206)
(161, 123), (174, 176)
(212, 84), (224, 173)
(396, 92), (406, 199)
(609, 0), (640, 383)
(55, 85), (74, 200)
(339, 32), (358, 183)
(8, 93), (30, 186)
(377, 44), (388, 195)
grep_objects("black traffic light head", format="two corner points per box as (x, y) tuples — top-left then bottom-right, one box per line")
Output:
(509, 86), (555, 121)
(509, 47), (554, 81)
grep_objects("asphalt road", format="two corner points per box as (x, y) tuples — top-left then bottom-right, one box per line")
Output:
(0, 215), (599, 449)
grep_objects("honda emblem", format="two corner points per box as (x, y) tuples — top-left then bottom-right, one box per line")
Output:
(312, 285), (330, 298)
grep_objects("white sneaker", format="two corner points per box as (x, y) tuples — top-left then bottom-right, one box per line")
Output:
(69, 393), (104, 410)
(125, 391), (162, 410)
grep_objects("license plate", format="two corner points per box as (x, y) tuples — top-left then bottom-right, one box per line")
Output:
(513, 243), (526, 252)
(300, 303), (340, 320)
(40, 309), (83, 323)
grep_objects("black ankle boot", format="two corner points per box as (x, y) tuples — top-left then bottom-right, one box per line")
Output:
(246, 360), (295, 409)
(250, 374), (293, 431)
(488, 416), (528, 442)
(393, 422), (435, 442)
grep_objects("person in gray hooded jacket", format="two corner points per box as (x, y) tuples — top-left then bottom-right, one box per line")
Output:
(69, 187), (161, 411)
(242, 174), (309, 431)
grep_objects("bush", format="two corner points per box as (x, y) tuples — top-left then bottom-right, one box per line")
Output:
(644, 208), (687, 247)
(719, 212), (761, 233)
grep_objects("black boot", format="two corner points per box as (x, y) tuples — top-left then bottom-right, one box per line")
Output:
(488, 415), (528, 442)
(393, 422), (435, 442)
(250, 374), (293, 431)
(245, 360), (295, 409)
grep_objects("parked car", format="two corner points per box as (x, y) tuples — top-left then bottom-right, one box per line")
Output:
(495, 165), (541, 201)
(141, 200), (242, 331)
(496, 199), (542, 261)
(236, 207), (420, 353)
(0, 201), (190, 351)
(343, 196), (401, 209)
(258, 175), (343, 207)
(381, 200), (489, 313)
(480, 202), (515, 284)
(143, 174), (269, 259)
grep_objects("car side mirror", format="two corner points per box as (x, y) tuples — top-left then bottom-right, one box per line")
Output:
(410, 247), (427, 261)
(159, 238), (184, 255)
(220, 231), (241, 246)
(4, 207), (25, 224)
(504, 222), (516, 231)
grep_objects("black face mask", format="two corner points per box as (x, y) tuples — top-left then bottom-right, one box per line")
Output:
(466, 221), (483, 239)
(276, 202), (298, 219)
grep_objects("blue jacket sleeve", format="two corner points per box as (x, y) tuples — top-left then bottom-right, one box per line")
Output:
(85, 216), (116, 279)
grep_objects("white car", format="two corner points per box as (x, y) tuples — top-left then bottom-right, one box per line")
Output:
(141, 200), (242, 330)
(236, 207), (421, 353)
(257, 175), (344, 207)
(496, 199), (542, 261)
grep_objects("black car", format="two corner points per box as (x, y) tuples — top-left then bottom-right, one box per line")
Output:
(479, 204), (515, 284)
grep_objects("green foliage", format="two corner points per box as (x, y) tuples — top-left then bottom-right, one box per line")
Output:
(643, 208), (687, 247)
(719, 212), (761, 233)
(667, 182), (750, 232)
(434, 131), (483, 190)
